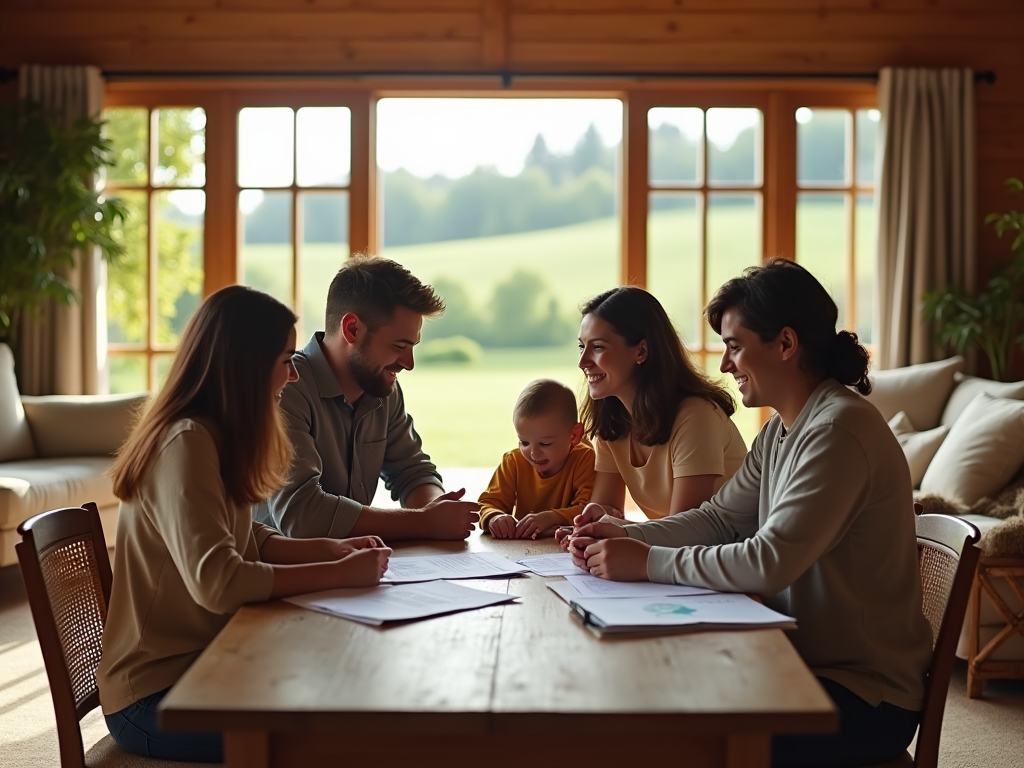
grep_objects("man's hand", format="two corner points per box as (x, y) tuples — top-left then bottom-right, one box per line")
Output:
(420, 488), (480, 540)
(487, 513), (517, 539)
(573, 502), (625, 527)
(565, 522), (629, 566)
(330, 535), (386, 558)
(582, 538), (651, 581)
(333, 547), (392, 587)
(515, 510), (563, 540)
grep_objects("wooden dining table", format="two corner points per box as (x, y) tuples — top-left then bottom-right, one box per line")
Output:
(160, 531), (836, 768)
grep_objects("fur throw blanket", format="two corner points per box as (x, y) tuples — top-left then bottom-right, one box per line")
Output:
(917, 470), (1024, 557)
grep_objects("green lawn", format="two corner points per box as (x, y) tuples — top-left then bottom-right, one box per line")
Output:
(195, 200), (871, 467)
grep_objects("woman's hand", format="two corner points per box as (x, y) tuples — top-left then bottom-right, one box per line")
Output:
(566, 522), (629, 567)
(573, 502), (624, 527)
(581, 538), (651, 581)
(334, 547), (392, 587)
(330, 535), (386, 558)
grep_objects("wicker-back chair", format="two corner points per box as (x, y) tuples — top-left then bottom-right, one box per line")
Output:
(16, 502), (112, 768)
(860, 511), (981, 768)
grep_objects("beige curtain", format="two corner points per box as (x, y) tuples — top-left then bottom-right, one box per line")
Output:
(17, 65), (107, 395)
(875, 67), (976, 370)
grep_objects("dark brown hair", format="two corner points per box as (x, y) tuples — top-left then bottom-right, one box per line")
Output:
(705, 257), (871, 395)
(324, 254), (444, 336)
(111, 285), (298, 506)
(514, 378), (579, 427)
(580, 286), (735, 446)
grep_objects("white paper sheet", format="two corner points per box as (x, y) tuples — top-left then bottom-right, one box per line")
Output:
(570, 593), (796, 635)
(284, 580), (517, 625)
(563, 574), (716, 599)
(382, 551), (531, 583)
(516, 553), (588, 577)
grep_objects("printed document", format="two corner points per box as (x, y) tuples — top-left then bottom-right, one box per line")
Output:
(382, 551), (531, 583)
(562, 574), (716, 598)
(284, 580), (517, 626)
(516, 553), (588, 577)
(569, 592), (796, 636)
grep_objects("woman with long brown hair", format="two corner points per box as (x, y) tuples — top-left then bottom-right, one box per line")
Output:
(568, 286), (747, 527)
(97, 285), (390, 762)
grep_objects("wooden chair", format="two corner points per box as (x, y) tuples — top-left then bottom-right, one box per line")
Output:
(16, 502), (112, 768)
(865, 512), (981, 768)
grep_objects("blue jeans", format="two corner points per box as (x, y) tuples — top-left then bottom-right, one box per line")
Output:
(105, 687), (223, 762)
(772, 677), (920, 768)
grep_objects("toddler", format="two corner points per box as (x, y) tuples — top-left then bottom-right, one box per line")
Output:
(479, 379), (595, 539)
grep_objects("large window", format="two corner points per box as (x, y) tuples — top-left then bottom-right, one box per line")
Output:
(104, 105), (206, 392)
(102, 82), (876, 464)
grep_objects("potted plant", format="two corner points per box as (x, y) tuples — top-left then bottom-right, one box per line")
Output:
(921, 177), (1024, 382)
(0, 98), (126, 358)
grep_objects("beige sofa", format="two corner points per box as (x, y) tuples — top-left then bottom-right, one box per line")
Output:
(0, 344), (148, 567)
(864, 356), (1024, 664)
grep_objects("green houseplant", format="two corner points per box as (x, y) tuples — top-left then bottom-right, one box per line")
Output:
(0, 98), (125, 356)
(921, 177), (1024, 382)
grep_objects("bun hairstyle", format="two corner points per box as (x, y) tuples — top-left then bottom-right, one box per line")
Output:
(705, 258), (872, 395)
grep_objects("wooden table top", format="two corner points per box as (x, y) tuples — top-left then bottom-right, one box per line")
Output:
(160, 532), (836, 737)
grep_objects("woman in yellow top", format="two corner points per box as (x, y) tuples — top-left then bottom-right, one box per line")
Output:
(567, 287), (747, 529)
(97, 286), (392, 762)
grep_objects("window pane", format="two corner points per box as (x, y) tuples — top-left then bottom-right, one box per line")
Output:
(297, 107), (351, 187)
(109, 355), (146, 394)
(648, 107), (702, 186)
(855, 193), (876, 343)
(648, 193), (701, 346)
(797, 193), (849, 328)
(154, 107), (206, 187)
(238, 107), (294, 187)
(705, 193), (761, 345)
(241, 189), (293, 306)
(104, 107), (148, 186)
(107, 190), (148, 344)
(300, 192), (348, 340)
(154, 354), (174, 391)
(155, 190), (204, 345)
(797, 108), (850, 186)
(707, 108), (761, 187)
(856, 109), (880, 186)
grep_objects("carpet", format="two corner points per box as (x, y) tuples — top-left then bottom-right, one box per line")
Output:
(2, 560), (1022, 768)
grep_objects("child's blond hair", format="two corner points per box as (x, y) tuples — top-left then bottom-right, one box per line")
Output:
(513, 379), (578, 427)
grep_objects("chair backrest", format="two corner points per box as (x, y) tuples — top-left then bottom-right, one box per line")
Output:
(16, 502), (112, 768)
(913, 512), (980, 768)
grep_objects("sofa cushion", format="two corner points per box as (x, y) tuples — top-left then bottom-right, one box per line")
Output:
(887, 411), (950, 488)
(0, 456), (117, 530)
(920, 393), (1024, 505)
(21, 393), (148, 458)
(940, 373), (1024, 427)
(864, 356), (964, 431)
(0, 344), (36, 462)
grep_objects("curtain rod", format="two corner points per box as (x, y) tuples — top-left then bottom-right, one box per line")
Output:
(0, 68), (998, 87)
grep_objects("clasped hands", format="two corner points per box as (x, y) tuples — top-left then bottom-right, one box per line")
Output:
(554, 502), (651, 581)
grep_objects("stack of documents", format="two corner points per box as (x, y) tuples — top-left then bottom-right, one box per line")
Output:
(569, 592), (796, 637)
(383, 551), (530, 583)
(284, 580), (516, 626)
(516, 552), (587, 577)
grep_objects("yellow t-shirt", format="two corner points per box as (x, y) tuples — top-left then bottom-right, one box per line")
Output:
(594, 397), (747, 519)
(97, 419), (278, 714)
(478, 442), (596, 531)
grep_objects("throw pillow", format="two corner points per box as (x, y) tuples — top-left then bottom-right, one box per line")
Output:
(887, 411), (950, 488)
(0, 344), (36, 462)
(940, 373), (1024, 427)
(863, 356), (964, 431)
(920, 393), (1024, 505)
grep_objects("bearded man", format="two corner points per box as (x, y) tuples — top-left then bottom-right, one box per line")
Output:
(256, 256), (479, 541)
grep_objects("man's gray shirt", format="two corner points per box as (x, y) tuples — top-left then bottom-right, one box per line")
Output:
(255, 332), (443, 538)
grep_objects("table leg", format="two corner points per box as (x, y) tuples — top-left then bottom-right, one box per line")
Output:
(224, 730), (269, 768)
(726, 732), (770, 768)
